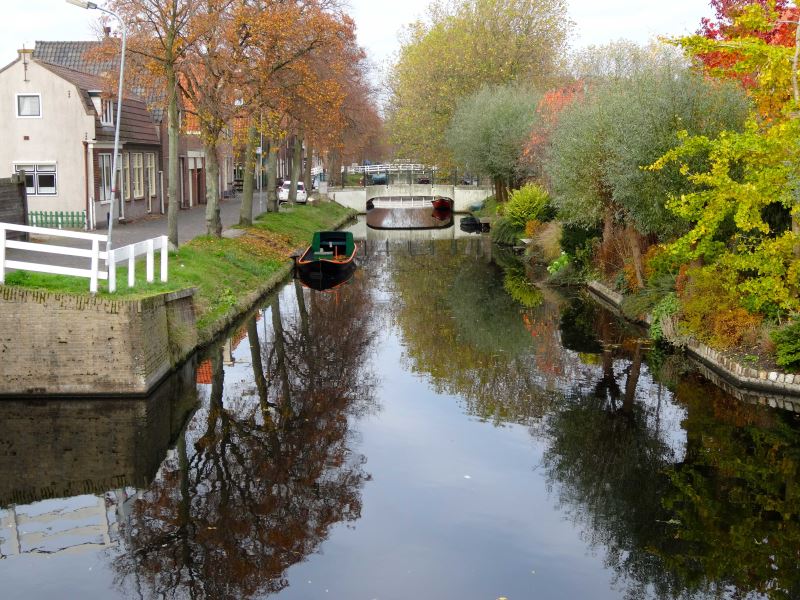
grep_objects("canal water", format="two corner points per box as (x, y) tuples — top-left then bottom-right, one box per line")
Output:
(2, 226), (799, 599)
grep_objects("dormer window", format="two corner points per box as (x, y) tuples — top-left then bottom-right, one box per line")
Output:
(101, 99), (114, 126)
(16, 93), (41, 118)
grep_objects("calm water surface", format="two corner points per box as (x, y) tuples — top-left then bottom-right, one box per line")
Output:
(2, 228), (799, 599)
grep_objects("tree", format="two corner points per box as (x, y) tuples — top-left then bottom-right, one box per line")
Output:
(650, 3), (800, 312)
(545, 42), (748, 286)
(446, 85), (539, 202)
(106, 0), (201, 248)
(386, 0), (570, 168)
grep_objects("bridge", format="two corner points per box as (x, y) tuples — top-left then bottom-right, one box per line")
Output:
(329, 183), (492, 213)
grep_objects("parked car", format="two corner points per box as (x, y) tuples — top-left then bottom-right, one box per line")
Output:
(278, 181), (307, 203)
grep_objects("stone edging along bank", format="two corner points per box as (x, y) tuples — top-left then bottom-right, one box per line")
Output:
(586, 280), (800, 398)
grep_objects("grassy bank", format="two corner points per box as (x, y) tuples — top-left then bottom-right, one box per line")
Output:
(4, 201), (356, 338)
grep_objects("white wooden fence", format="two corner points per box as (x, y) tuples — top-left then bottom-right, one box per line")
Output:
(0, 223), (168, 294)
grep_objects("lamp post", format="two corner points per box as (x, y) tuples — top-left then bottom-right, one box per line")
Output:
(66, 0), (126, 260)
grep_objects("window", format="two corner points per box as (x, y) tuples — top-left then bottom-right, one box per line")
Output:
(145, 153), (156, 196)
(100, 99), (114, 126)
(16, 94), (41, 118)
(132, 153), (144, 198)
(14, 163), (56, 195)
(123, 153), (131, 200)
(99, 153), (112, 203)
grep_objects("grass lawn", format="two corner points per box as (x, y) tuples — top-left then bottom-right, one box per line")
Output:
(4, 201), (355, 333)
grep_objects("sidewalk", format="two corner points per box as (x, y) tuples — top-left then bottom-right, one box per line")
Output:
(108, 191), (270, 247)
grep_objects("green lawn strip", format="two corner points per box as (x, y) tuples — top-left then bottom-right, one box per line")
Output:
(3, 201), (356, 334)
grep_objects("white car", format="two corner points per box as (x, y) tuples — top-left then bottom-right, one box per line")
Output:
(277, 181), (308, 204)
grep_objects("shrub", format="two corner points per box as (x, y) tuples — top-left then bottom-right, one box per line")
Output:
(560, 223), (601, 256)
(491, 217), (523, 246)
(650, 292), (679, 342)
(504, 184), (552, 228)
(771, 320), (800, 370)
(679, 266), (763, 350)
(547, 252), (569, 275)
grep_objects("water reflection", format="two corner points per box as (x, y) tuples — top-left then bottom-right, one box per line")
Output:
(2, 237), (800, 600)
(112, 272), (378, 598)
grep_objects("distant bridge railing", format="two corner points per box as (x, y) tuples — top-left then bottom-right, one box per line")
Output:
(0, 222), (168, 294)
(348, 163), (433, 174)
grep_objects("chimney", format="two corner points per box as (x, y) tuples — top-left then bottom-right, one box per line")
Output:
(104, 26), (112, 38)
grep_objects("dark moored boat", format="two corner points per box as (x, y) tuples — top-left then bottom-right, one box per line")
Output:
(296, 231), (358, 280)
(431, 196), (453, 211)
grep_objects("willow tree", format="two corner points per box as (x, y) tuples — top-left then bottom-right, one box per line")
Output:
(446, 84), (539, 201)
(386, 0), (570, 168)
(545, 43), (748, 286)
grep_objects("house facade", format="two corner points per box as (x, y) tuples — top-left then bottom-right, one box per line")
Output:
(0, 41), (237, 230)
(0, 48), (162, 228)
(32, 41), (235, 213)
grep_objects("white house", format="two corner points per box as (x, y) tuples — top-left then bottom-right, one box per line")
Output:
(0, 48), (162, 229)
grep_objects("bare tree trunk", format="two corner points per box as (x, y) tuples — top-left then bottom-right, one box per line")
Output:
(304, 142), (313, 195)
(626, 224), (645, 289)
(239, 123), (257, 226)
(329, 149), (341, 187)
(289, 135), (302, 204)
(266, 140), (278, 212)
(204, 139), (222, 236)
(166, 63), (180, 249)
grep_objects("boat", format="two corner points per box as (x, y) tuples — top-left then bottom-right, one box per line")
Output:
(297, 265), (355, 291)
(431, 196), (453, 210)
(295, 231), (358, 281)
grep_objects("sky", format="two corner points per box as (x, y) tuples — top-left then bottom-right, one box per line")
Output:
(0, 0), (712, 70)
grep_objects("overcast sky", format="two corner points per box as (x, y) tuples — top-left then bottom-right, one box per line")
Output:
(0, 0), (711, 70)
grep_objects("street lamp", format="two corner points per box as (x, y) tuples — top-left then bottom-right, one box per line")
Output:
(66, 0), (126, 261)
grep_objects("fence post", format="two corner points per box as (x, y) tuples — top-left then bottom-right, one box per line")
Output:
(89, 238), (99, 294)
(160, 235), (168, 282)
(146, 238), (154, 283)
(0, 226), (6, 285)
(128, 245), (135, 288)
(108, 246), (117, 293)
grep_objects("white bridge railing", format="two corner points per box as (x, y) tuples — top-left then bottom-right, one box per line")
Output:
(0, 223), (168, 294)
(349, 163), (435, 174)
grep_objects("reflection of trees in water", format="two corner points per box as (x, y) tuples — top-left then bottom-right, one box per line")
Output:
(545, 299), (800, 599)
(113, 275), (378, 599)
(656, 379), (800, 599)
(390, 240), (574, 425)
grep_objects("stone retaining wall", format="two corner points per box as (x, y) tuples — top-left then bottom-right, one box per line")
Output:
(0, 287), (197, 396)
(586, 280), (800, 399)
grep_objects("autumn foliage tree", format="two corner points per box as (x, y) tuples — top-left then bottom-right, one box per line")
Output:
(386, 0), (570, 169)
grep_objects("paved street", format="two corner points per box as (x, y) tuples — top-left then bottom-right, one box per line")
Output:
(104, 190), (269, 247)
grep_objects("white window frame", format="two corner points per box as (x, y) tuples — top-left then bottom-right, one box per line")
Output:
(123, 153), (131, 200)
(98, 153), (113, 204)
(100, 98), (114, 127)
(13, 163), (57, 195)
(16, 93), (42, 118)
(145, 153), (156, 197)
(132, 153), (144, 199)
